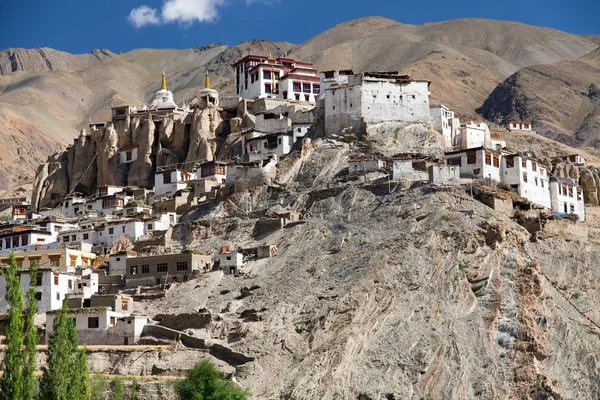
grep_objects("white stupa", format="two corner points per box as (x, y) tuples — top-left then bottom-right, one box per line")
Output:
(150, 71), (177, 109)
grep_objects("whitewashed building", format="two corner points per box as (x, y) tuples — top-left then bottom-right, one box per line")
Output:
(197, 161), (227, 184)
(490, 128), (507, 150)
(242, 131), (293, 162)
(118, 145), (139, 164)
(61, 196), (87, 218)
(324, 72), (430, 135)
(501, 155), (551, 208)
(457, 122), (491, 150)
(430, 105), (461, 148)
(319, 70), (354, 100)
(154, 169), (195, 198)
(558, 154), (585, 166)
(216, 252), (244, 275)
(508, 121), (532, 131)
(550, 177), (585, 221)
(445, 147), (502, 181)
(0, 268), (98, 314)
(233, 55), (319, 102)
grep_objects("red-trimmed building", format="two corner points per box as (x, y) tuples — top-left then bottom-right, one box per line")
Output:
(232, 55), (319, 103)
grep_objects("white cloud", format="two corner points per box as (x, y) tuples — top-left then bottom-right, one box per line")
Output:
(128, 5), (161, 28)
(162, 0), (225, 25)
(128, 0), (226, 28)
(245, 0), (279, 5)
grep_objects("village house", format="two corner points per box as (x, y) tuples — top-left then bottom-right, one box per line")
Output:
(0, 268), (98, 313)
(233, 55), (319, 102)
(0, 245), (96, 272)
(558, 154), (585, 166)
(501, 155), (551, 208)
(117, 145), (139, 164)
(445, 147), (502, 181)
(11, 203), (29, 221)
(456, 122), (491, 150)
(60, 195), (87, 218)
(153, 190), (194, 215)
(108, 251), (137, 276)
(348, 158), (384, 175)
(215, 252), (244, 275)
(242, 131), (293, 162)
(391, 157), (415, 181)
(125, 252), (212, 287)
(154, 168), (195, 198)
(550, 177), (585, 221)
(324, 71), (431, 136)
(257, 245), (278, 259)
(430, 104), (461, 148)
(508, 121), (532, 131)
(46, 294), (147, 345)
(428, 165), (460, 184)
(197, 161), (227, 184)
(0, 221), (77, 253)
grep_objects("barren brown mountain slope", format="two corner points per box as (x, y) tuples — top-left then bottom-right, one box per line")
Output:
(478, 48), (600, 147)
(1, 16), (598, 189)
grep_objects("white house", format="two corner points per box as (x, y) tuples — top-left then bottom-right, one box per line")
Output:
(348, 159), (384, 175)
(445, 147), (501, 181)
(61, 196), (87, 218)
(118, 145), (139, 164)
(508, 121), (532, 131)
(430, 105), (461, 148)
(550, 177), (585, 221)
(216, 252), (244, 275)
(392, 158), (415, 181)
(457, 122), (491, 150)
(501, 155), (551, 208)
(242, 131), (293, 162)
(108, 252), (136, 276)
(558, 154), (585, 166)
(197, 161), (227, 184)
(233, 55), (319, 102)
(0, 268), (98, 314)
(154, 169), (195, 198)
(490, 128), (507, 150)
(324, 72), (431, 136)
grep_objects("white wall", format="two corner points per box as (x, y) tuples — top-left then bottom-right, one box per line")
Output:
(446, 149), (500, 181)
(500, 156), (551, 208)
(461, 123), (490, 150)
(550, 180), (585, 221)
(118, 147), (138, 164)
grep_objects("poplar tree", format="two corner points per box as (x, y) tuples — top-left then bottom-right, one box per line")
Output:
(40, 298), (79, 400)
(0, 252), (25, 400)
(22, 262), (39, 400)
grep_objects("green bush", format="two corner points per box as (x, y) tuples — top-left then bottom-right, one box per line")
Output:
(175, 359), (249, 400)
(440, 215), (451, 222)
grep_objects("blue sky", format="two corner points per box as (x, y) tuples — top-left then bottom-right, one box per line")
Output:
(0, 0), (598, 54)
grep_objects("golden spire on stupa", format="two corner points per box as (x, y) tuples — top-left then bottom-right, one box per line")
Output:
(204, 71), (210, 89)
(161, 71), (167, 90)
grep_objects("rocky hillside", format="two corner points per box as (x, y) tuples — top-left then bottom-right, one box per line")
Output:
(115, 133), (600, 399)
(1, 16), (599, 190)
(478, 48), (600, 147)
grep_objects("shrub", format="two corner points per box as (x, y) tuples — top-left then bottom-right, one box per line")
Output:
(440, 215), (451, 222)
(175, 359), (249, 400)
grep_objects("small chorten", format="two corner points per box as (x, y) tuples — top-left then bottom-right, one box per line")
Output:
(150, 71), (177, 109)
(198, 71), (219, 108)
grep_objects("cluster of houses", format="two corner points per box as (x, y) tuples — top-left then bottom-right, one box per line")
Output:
(0, 53), (590, 346)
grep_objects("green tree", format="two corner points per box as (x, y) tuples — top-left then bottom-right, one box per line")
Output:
(40, 297), (91, 400)
(175, 359), (249, 400)
(22, 261), (39, 400)
(0, 253), (25, 400)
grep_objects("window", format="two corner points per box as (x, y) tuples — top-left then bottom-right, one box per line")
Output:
(109, 228), (114, 235)
(54, 274), (59, 285)
(278, 138), (282, 145)
(263, 70), (271, 80)
(163, 172), (172, 184)
(522, 173), (527, 182)
(142, 264), (149, 273)
(130, 266), (138, 275)
(303, 83), (311, 93)
(506, 158), (514, 168)
(522, 159), (527, 168)
(534, 177), (538, 186)
(226, 256), (232, 261)
(35, 292), (42, 301)
(74, 207), (79, 213)
(176, 261), (188, 271)
(126, 151), (132, 161)
(88, 317), (99, 329)
(122, 299), (129, 310)
(568, 186), (574, 198)
(63, 235), (70, 242)
(56, 292), (60, 300)
(71, 235), (76, 241)
(313, 85), (320, 94)
(36, 273), (43, 286)
(264, 83), (272, 94)
(109, 317), (116, 327)
(68, 280), (72, 289)
(147, 224), (153, 230)
(541, 180), (544, 188)
(447, 157), (461, 166)
(122, 226), (125, 233)
(570, 204), (575, 213)
(485, 153), (492, 166)
(157, 263), (168, 273)
(493, 155), (499, 168)
(87, 205), (92, 210)
(532, 162), (537, 172)
(293, 82), (301, 92)
(324, 71), (334, 79)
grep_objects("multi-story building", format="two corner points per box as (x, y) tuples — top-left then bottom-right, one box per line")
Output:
(0, 268), (98, 313)
(490, 127), (507, 150)
(125, 253), (212, 287)
(324, 71), (431, 136)
(154, 168), (195, 198)
(430, 104), (461, 148)
(445, 147), (501, 182)
(0, 245), (96, 272)
(232, 55), (319, 102)
(501, 155), (551, 208)
(457, 122), (491, 150)
(550, 177), (585, 221)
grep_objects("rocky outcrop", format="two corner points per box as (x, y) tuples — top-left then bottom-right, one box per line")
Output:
(32, 106), (225, 209)
(579, 168), (600, 205)
(553, 160), (580, 181)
